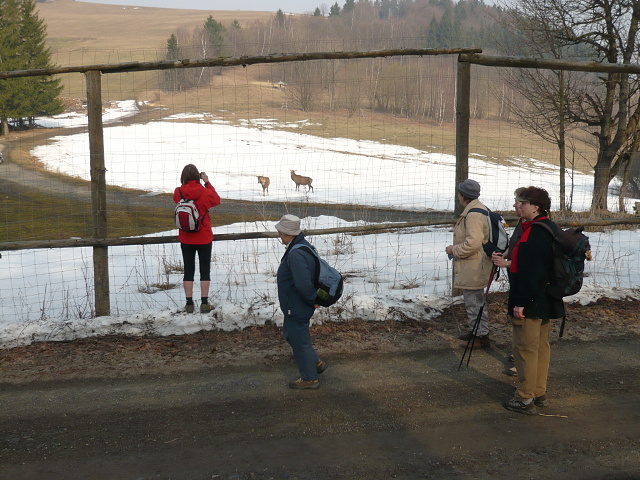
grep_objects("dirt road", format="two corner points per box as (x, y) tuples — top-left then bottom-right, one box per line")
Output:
(2, 295), (640, 480)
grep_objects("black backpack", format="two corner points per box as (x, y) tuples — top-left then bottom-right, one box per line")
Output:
(532, 222), (592, 299)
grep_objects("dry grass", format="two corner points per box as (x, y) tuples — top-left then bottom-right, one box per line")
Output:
(38, 0), (272, 94)
(34, 0), (597, 173)
(0, 0), (604, 242)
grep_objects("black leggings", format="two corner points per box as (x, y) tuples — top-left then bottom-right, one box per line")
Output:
(180, 242), (212, 282)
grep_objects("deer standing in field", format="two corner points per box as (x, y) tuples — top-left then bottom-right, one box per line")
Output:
(290, 170), (313, 192)
(257, 176), (270, 195)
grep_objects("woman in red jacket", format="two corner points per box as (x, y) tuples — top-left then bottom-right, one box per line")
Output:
(173, 164), (221, 313)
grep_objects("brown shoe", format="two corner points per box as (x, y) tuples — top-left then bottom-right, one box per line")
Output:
(288, 378), (320, 390)
(316, 360), (327, 374)
(200, 303), (213, 313)
(185, 303), (195, 313)
(459, 332), (491, 348)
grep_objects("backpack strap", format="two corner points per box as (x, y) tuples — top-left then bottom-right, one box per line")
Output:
(290, 244), (320, 286)
(530, 221), (557, 240)
(178, 188), (186, 200)
(468, 207), (489, 216)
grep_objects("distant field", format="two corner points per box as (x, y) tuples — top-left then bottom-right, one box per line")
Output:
(33, 0), (596, 174)
(37, 0), (273, 94)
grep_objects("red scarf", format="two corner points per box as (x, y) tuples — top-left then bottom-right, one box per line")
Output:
(509, 216), (547, 273)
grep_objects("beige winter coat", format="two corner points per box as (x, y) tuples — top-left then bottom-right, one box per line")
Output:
(452, 199), (493, 294)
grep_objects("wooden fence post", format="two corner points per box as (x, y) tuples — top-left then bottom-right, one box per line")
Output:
(86, 70), (110, 317)
(455, 58), (471, 216)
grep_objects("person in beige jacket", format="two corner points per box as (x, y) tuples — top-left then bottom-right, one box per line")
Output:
(446, 179), (493, 347)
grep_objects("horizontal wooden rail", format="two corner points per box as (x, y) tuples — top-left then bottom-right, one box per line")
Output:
(0, 48), (482, 79)
(460, 53), (640, 74)
(1, 216), (638, 252)
(0, 219), (456, 251)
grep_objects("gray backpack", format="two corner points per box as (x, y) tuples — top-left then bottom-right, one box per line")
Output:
(291, 244), (344, 307)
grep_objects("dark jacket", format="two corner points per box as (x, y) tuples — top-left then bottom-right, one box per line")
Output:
(277, 233), (317, 319)
(508, 216), (565, 320)
(173, 180), (221, 245)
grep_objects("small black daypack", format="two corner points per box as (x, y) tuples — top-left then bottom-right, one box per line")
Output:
(468, 207), (510, 257)
(532, 222), (592, 299)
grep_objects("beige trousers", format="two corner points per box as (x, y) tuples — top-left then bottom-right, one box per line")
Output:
(511, 317), (551, 400)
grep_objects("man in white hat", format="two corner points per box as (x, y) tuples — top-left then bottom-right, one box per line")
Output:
(446, 179), (493, 347)
(275, 214), (327, 389)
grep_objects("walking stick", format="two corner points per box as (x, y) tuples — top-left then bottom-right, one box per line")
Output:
(458, 266), (498, 371)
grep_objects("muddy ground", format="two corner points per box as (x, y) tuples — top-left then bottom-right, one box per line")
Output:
(1, 293), (639, 480)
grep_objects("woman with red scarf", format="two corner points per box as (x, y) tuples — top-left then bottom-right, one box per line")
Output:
(503, 186), (564, 415)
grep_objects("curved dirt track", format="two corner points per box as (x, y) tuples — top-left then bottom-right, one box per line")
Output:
(0, 113), (452, 227)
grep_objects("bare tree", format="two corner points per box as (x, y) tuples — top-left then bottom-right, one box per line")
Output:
(500, 0), (640, 211)
(496, 1), (587, 211)
(287, 61), (318, 111)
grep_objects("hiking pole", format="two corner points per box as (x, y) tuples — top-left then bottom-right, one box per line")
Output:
(458, 265), (498, 371)
(559, 315), (566, 338)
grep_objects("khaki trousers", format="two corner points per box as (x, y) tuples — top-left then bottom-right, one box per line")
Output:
(511, 317), (551, 400)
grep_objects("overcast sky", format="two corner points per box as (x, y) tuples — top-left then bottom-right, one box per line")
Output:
(80, 0), (325, 14)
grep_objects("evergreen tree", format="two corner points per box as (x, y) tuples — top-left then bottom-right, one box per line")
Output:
(0, 0), (22, 134)
(19, 0), (63, 126)
(166, 33), (179, 60)
(436, 5), (460, 47)
(163, 34), (180, 92)
(313, 7), (322, 16)
(329, 2), (341, 16)
(275, 9), (286, 28)
(343, 0), (356, 15)
(0, 0), (62, 135)
(204, 15), (226, 57)
(426, 17), (439, 47)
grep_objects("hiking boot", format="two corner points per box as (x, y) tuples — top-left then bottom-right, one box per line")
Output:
(185, 303), (195, 313)
(459, 332), (490, 348)
(316, 360), (327, 374)
(288, 378), (320, 390)
(458, 331), (474, 341)
(503, 398), (537, 415)
(200, 303), (214, 313)
(503, 366), (518, 376)
(534, 395), (549, 407)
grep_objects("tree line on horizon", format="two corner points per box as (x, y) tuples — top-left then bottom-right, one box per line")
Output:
(0, 0), (63, 136)
(158, 0), (640, 211)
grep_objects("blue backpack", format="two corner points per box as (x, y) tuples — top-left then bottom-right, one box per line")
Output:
(468, 207), (510, 257)
(291, 244), (344, 307)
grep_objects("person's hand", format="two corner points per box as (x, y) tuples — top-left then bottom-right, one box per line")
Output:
(492, 252), (507, 268)
(200, 172), (209, 183)
(513, 306), (525, 319)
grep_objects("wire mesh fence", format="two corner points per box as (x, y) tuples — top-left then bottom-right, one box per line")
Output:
(1, 49), (639, 345)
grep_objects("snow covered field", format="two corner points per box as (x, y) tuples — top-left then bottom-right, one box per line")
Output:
(0, 101), (638, 348)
